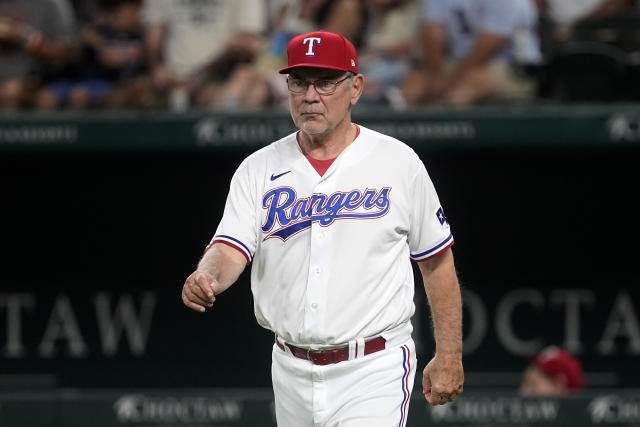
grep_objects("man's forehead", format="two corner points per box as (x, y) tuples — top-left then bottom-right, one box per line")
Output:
(288, 67), (344, 79)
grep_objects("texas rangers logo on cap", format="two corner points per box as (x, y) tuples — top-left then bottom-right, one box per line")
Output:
(303, 37), (321, 56)
(279, 31), (358, 74)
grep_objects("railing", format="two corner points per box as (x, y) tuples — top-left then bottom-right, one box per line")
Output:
(1, 105), (640, 151)
(1, 388), (638, 427)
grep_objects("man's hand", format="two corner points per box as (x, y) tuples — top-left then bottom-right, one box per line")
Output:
(422, 354), (464, 405)
(181, 271), (216, 312)
(181, 243), (248, 313)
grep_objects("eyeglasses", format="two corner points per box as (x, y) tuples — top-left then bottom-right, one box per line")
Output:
(286, 74), (352, 95)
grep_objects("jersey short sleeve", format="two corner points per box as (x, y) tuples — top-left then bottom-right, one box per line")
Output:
(407, 157), (454, 261)
(207, 160), (258, 263)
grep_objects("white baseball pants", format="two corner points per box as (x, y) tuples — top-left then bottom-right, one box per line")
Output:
(271, 338), (417, 427)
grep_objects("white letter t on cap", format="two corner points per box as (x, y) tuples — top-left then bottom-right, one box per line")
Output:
(303, 37), (322, 56)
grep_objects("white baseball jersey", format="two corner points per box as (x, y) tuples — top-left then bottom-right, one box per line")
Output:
(209, 125), (453, 348)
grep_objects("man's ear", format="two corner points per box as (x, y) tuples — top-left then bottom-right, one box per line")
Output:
(350, 74), (365, 105)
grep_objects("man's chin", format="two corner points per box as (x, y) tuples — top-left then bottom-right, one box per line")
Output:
(299, 121), (328, 135)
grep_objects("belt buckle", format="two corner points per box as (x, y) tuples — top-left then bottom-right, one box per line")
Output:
(306, 348), (329, 364)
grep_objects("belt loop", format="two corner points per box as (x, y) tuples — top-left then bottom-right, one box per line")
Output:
(275, 335), (287, 354)
(348, 340), (356, 360)
(356, 338), (365, 358)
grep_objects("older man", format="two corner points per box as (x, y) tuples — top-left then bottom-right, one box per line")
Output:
(181, 31), (464, 426)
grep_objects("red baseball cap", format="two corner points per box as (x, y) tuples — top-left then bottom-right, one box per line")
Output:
(279, 31), (358, 74)
(532, 346), (584, 391)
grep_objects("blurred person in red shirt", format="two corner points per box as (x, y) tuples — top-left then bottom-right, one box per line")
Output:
(519, 346), (585, 397)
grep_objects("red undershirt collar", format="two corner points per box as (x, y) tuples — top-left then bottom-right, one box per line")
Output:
(304, 124), (360, 176)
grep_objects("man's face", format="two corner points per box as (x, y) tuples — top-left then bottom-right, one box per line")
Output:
(287, 67), (361, 136)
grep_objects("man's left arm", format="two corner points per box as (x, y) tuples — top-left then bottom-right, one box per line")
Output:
(418, 247), (464, 405)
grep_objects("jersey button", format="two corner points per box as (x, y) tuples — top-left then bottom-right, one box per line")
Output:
(311, 303), (318, 309)
(314, 267), (322, 275)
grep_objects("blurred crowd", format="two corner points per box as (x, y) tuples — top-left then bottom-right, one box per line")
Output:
(1, 0), (639, 111)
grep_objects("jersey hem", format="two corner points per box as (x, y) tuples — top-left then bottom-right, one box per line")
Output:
(410, 233), (454, 261)
(206, 235), (253, 263)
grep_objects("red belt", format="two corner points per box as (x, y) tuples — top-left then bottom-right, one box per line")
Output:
(275, 336), (386, 365)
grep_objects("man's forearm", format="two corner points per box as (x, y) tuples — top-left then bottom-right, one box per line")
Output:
(428, 271), (463, 356)
(198, 243), (247, 295)
(420, 249), (463, 356)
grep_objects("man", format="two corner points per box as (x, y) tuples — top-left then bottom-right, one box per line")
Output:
(401, 0), (542, 106)
(181, 30), (464, 426)
(519, 346), (584, 397)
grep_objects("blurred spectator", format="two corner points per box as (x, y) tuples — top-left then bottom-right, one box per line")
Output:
(264, 0), (363, 66)
(68, 0), (101, 27)
(519, 346), (585, 397)
(269, 0), (363, 46)
(199, 0), (364, 111)
(535, 0), (640, 102)
(357, 0), (419, 108)
(0, 0), (79, 109)
(400, 0), (542, 107)
(535, 0), (636, 43)
(142, 0), (268, 111)
(34, 0), (148, 109)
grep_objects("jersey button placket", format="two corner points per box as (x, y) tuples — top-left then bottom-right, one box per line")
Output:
(304, 187), (330, 338)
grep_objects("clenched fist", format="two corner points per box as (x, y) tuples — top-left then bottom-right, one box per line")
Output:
(422, 354), (464, 405)
(181, 271), (217, 312)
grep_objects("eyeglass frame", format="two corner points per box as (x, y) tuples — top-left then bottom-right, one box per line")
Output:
(286, 72), (354, 95)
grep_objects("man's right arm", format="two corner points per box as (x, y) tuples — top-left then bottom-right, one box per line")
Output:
(181, 243), (248, 313)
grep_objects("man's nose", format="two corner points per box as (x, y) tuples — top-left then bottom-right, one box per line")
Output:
(303, 82), (321, 101)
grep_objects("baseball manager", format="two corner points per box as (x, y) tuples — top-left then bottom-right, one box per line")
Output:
(182, 30), (464, 426)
